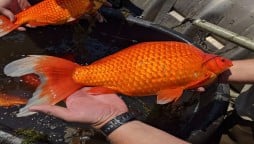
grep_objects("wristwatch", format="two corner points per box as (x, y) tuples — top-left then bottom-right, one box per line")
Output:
(100, 111), (138, 136)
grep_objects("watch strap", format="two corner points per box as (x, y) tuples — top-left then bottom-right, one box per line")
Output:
(100, 111), (138, 136)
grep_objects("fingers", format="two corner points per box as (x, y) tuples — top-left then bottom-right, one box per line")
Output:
(25, 23), (36, 28)
(17, 27), (26, 31)
(196, 87), (206, 92)
(17, 0), (31, 10)
(15, 24), (37, 31)
(0, 8), (26, 31)
(0, 7), (15, 22)
(104, 1), (112, 7)
(29, 105), (73, 121)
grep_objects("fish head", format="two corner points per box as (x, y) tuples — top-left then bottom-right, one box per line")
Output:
(203, 54), (233, 74)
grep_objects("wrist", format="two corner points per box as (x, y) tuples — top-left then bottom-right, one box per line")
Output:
(92, 111), (127, 129)
(98, 110), (139, 136)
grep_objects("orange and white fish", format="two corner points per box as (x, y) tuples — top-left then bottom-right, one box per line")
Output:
(0, 0), (107, 37)
(0, 93), (27, 107)
(4, 41), (233, 117)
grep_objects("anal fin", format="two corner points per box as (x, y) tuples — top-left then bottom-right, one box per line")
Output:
(27, 21), (48, 27)
(87, 87), (116, 95)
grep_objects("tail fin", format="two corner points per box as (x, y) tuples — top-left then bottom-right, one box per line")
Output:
(4, 55), (83, 117)
(0, 15), (20, 37)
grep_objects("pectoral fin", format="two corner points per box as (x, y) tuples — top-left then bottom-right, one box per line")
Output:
(188, 71), (215, 89)
(156, 87), (184, 104)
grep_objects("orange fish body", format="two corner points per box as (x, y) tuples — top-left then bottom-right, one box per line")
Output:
(0, 93), (27, 107)
(0, 0), (106, 37)
(72, 42), (232, 103)
(4, 41), (233, 117)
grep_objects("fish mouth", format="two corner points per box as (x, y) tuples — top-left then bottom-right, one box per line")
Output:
(229, 61), (233, 67)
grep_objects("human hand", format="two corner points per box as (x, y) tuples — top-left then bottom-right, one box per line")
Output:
(0, 0), (31, 30)
(0, 0), (31, 21)
(29, 87), (128, 129)
(81, 0), (112, 23)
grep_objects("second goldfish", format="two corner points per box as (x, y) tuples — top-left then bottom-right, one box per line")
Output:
(0, 0), (107, 37)
(0, 93), (27, 107)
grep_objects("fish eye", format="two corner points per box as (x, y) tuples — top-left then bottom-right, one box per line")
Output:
(221, 58), (226, 62)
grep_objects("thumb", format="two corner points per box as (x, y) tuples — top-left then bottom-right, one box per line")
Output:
(0, 7), (15, 22)
(29, 105), (73, 121)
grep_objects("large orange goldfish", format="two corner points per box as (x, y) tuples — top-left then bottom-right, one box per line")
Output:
(4, 41), (232, 117)
(0, 0), (107, 37)
(0, 93), (27, 107)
